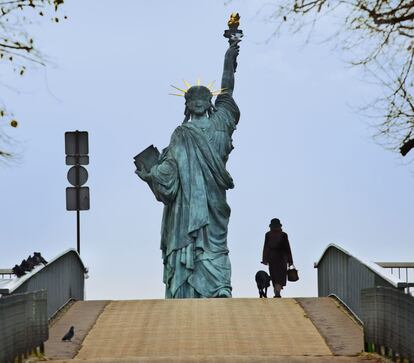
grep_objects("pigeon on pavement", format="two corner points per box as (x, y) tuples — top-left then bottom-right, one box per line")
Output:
(62, 326), (74, 342)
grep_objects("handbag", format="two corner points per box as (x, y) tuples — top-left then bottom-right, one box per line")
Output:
(287, 266), (299, 282)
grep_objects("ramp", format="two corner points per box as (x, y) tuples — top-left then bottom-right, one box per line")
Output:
(46, 298), (372, 362)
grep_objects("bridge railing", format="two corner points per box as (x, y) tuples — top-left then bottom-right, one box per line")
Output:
(0, 249), (87, 318)
(0, 290), (48, 363)
(0, 269), (13, 279)
(314, 243), (413, 320)
(361, 286), (414, 362)
(375, 262), (414, 294)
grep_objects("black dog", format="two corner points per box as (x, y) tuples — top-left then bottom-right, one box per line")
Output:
(255, 270), (271, 298)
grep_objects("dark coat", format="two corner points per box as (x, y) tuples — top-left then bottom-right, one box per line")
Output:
(262, 229), (293, 287)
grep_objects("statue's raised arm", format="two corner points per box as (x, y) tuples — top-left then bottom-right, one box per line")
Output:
(221, 13), (243, 97)
(221, 42), (240, 97)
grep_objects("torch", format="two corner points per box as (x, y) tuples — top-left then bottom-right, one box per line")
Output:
(223, 13), (243, 72)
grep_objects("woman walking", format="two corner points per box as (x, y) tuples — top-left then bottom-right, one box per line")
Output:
(261, 218), (294, 298)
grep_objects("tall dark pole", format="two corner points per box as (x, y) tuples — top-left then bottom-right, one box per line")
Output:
(75, 130), (81, 255)
(76, 209), (80, 254)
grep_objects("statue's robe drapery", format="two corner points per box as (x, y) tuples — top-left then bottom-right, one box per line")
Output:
(137, 94), (240, 298)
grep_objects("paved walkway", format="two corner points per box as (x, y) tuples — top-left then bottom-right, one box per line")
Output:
(46, 298), (390, 363)
(297, 297), (364, 355)
(49, 355), (389, 362)
(45, 300), (108, 360)
(75, 298), (330, 359)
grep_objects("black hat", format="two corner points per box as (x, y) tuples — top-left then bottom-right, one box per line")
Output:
(269, 218), (282, 228)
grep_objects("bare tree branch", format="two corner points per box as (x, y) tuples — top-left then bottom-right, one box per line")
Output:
(0, 0), (65, 160)
(245, 0), (414, 157)
(400, 138), (414, 155)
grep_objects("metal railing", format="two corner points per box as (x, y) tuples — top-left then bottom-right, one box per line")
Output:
(0, 269), (13, 279)
(315, 244), (413, 320)
(375, 262), (414, 294)
(361, 286), (414, 362)
(0, 290), (48, 363)
(0, 249), (87, 318)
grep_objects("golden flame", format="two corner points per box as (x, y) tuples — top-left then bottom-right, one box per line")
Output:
(227, 13), (240, 28)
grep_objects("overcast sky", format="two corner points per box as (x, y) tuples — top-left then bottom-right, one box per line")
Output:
(1, 0), (413, 299)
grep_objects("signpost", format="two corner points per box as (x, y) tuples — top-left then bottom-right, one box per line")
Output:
(65, 131), (90, 254)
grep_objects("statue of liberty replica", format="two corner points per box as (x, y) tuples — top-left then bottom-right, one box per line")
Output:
(134, 14), (242, 298)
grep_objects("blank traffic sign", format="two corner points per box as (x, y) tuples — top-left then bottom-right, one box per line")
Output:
(66, 187), (90, 211)
(67, 166), (88, 187)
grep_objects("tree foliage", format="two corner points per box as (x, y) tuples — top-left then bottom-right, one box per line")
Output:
(0, 0), (65, 160)
(259, 0), (414, 157)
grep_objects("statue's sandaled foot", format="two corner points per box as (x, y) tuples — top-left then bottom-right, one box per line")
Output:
(217, 289), (232, 298)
